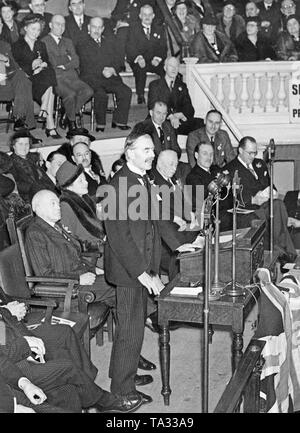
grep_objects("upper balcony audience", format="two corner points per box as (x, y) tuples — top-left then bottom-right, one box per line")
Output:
(235, 16), (276, 61)
(275, 13), (300, 60)
(27, 0), (52, 38)
(110, 0), (159, 28)
(42, 14), (93, 133)
(12, 13), (61, 139)
(126, 4), (167, 104)
(173, 0), (201, 52)
(190, 14), (238, 63)
(63, 0), (90, 50)
(0, 1), (20, 45)
(148, 56), (203, 135)
(76, 16), (132, 132)
(216, 0), (246, 44)
(256, 0), (281, 41)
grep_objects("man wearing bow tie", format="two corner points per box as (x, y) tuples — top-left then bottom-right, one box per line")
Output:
(126, 4), (167, 104)
(103, 125), (196, 407)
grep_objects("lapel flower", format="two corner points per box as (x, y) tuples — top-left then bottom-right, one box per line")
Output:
(178, 86), (182, 91)
(217, 144), (222, 150)
(264, 170), (267, 176)
(183, 26), (189, 32)
(133, 3), (137, 7)
(255, 162), (262, 169)
(221, 151), (224, 156)
(167, 136), (170, 141)
(157, 34), (160, 39)
(223, 170), (229, 175)
(153, 33), (157, 37)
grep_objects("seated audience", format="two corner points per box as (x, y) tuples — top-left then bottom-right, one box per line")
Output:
(186, 109), (236, 168)
(216, 0), (246, 44)
(148, 56), (204, 135)
(0, 1), (21, 45)
(236, 16), (276, 61)
(42, 14), (93, 133)
(58, 128), (106, 183)
(278, 0), (300, 33)
(190, 14), (238, 63)
(57, 160), (105, 253)
(139, 101), (181, 158)
(110, 0), (159, 27)
(0, 27), (41, 141)
(63, 0), (91, 50)
(44, 149), (66, 192)
(126, 4), (167, 104)
(76, 16), (132, 132)
(275, 14), (300, 60)
(25, 189), (116, 330)
(150, 149), (199, 279)
(254, 0), (281, 41)
(28, 0), (52, 38)
(8, 130), (57, 202)
(284, 190), (300, 249)
(223, 136), (296, 259)
(173, 0), (201, 54)
(71, 141), (107, 201)
(12, 13), (61, 139)
(0, 299), (141, 413)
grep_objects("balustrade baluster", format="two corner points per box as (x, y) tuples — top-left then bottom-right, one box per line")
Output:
(277, 72), (287, 112)
(228, 73), (238, 114)
(265, 73), (276, 112)
(240, 73), (250, 113)
(252, 73), (263, 113)
(216, 74), (225, 107)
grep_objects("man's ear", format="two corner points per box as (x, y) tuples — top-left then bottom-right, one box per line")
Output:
(149, 109), (153, 118)
(71, 155), (76, 164)
(194, 151), (198, 160)
(45, 160), (50, 170)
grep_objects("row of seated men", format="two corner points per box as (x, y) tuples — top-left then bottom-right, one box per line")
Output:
(2, 0), (300, 146)
(1, 115), (300, 411)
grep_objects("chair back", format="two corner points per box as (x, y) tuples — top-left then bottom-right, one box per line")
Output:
(0, 243), (32, 299)
(6, 213), (35, 287)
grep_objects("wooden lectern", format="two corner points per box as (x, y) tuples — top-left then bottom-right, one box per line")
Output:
(178, 219), (266, 286)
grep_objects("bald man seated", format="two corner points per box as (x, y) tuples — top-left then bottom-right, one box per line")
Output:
(25, 189), (115, 331)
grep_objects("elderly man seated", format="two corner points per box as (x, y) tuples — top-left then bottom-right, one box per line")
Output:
(25, 189), (115, 332)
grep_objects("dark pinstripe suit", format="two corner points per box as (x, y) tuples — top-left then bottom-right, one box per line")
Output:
(104, 163), (181, 396)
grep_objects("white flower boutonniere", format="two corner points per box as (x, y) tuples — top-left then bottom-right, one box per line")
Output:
(154, 33), (157, 37)
(167, 136), (170, 141)
(256, 162), (262, 169)
(221, 151), (224, 156)
(217, 144), (222, 151)
(223, 170), (229, 175)
(183, 26), (189, 32)
(178, 86), (182, 91)
(133, 3), (137, 7)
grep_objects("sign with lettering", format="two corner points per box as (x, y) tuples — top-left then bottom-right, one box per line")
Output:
(289, 79), (300, 123)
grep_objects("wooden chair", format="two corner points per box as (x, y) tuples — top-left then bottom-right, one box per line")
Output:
(0, 243), (90, 355)
(6, 213), (114, 346)
(81, 94), (117, 131)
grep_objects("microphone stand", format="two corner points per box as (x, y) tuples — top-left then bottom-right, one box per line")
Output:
(211, 192), (225, 293)
(202, 194), (220, 414)
(225, 171), (244, 297)
(268, 139), (275, 260)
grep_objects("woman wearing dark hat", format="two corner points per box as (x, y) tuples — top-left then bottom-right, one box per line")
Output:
(275, 14), (300, 60)
(216, 0), (246, 44)
(190, 14), (238, 62)
(56, 160), (105, 256)
(11, 13), (61, 138)
(8, 129), (57, 202)
(236, 16), (276, 61)
(0, 1), (20, 45)
(173, 0), (201, 54)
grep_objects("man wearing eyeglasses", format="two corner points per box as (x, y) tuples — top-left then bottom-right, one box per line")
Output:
(222, 136), (296, 259)
(28, 0), (52, 38)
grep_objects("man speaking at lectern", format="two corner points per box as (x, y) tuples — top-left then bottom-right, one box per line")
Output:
(223, 136), (296, 259)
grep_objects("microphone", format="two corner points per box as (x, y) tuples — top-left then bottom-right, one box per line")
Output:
(207, 173), (231, 196)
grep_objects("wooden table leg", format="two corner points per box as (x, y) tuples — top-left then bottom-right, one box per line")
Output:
(159, 325), (171, 405)
(232, 332), (244, 373)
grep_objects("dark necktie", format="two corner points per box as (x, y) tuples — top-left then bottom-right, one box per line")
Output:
(57, 37), (61, 45)
(96, 38), (101, 47)
(210, 135), (215, 146)
(158, 127), (165, 146)
(78, 17), (83, 30)
(144, 26), (150, 40)
(247, 164), (257, 178)
(169, 80), (174, 91)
